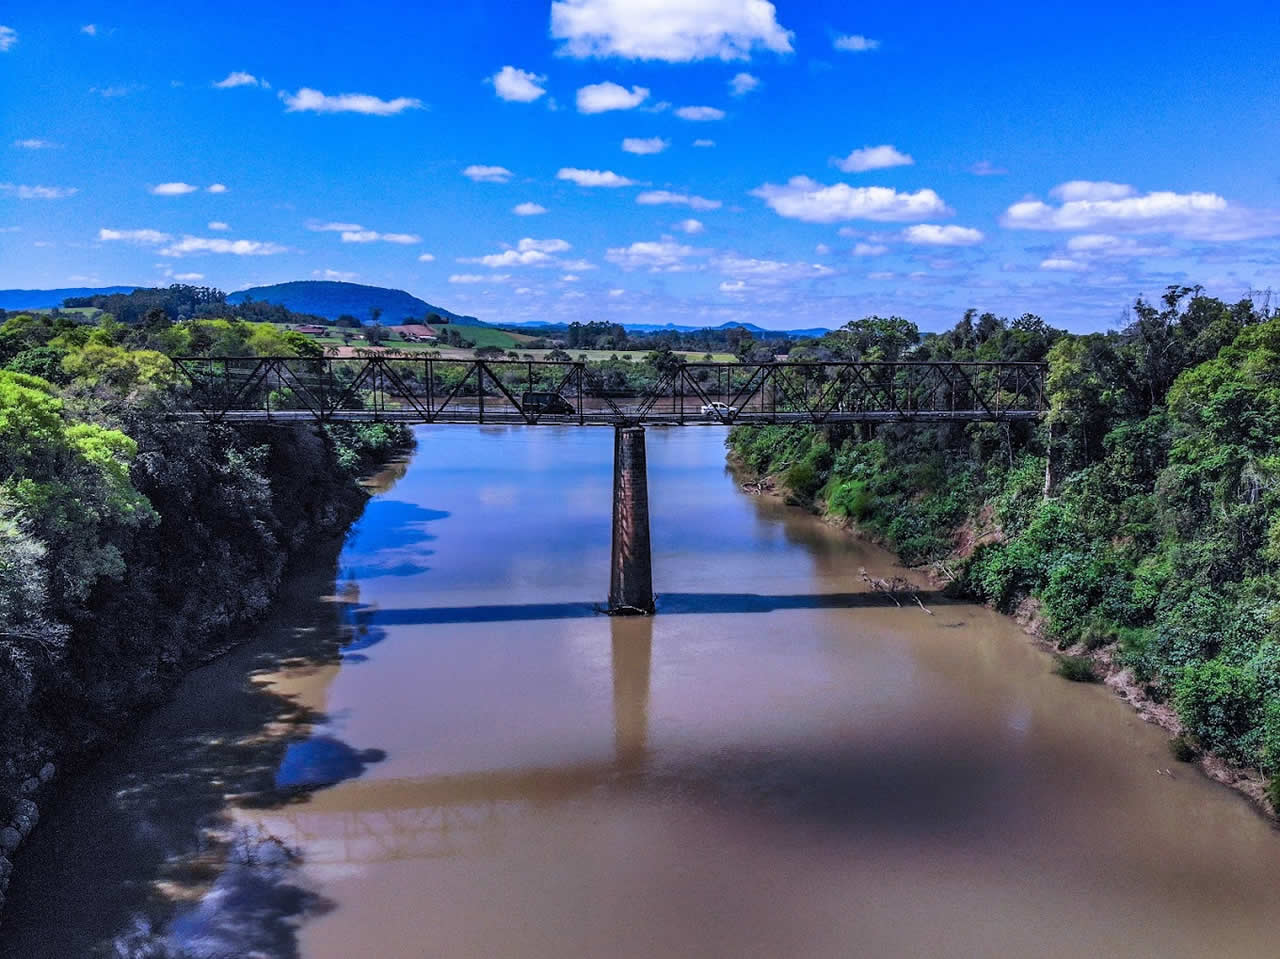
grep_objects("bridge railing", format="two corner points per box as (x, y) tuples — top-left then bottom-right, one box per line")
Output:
(169, 356), (1046, 426)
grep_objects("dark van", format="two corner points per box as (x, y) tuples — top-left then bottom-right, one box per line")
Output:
(521, 391), (575, 415)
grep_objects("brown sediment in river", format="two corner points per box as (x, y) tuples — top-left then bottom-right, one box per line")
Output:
(6, 427), (1280, 959)
(736, 458), (1278, 821)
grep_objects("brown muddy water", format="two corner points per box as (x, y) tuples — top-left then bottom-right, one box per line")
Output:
(2, 426), (1279, 959)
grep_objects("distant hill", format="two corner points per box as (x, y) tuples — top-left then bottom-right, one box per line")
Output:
(228, 281), (480, 325)
(512, 319), (830, 339)
(0, 286), (137, 311)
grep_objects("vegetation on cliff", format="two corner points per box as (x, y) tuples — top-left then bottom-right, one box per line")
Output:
(0, 295), (410, 830)
(729, 288), (1280, 803)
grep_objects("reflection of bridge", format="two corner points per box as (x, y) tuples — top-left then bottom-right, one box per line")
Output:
(264, 619), (652, 865)
(170, 356), (1046, 614)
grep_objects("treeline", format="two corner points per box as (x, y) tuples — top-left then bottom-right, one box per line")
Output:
(729, 288), (1280, 804)
(0, 304), (411, 873)
(59, 283), (329, 328)
(539, 320), (792, 356)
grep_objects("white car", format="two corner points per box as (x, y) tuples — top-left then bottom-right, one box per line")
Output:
(700, 401), (738, 417)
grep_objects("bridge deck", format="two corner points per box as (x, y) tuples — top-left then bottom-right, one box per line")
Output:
(176, 409), (1043, 425)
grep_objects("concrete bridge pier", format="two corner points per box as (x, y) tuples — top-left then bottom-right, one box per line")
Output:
(608, 426), (655, 614)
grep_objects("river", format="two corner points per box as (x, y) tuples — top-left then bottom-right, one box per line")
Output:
(2, 426), (1279, 958)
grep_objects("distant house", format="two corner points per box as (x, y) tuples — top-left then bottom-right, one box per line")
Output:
(295, 324), (327, 336)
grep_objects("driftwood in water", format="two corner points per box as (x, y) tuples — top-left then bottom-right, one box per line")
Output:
(860, 568), (934, 615)
(741, 477), (776, 495)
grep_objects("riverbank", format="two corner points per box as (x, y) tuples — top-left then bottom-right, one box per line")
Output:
(0, 422), (413, 923)
(732, 453), (1277, 822)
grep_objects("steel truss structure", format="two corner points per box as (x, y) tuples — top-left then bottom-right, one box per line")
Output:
(170, 356), (1047, 427)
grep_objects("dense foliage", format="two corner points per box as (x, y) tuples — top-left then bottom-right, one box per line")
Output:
(729, 289), (1280, 801)
(0, 302), (410, 822)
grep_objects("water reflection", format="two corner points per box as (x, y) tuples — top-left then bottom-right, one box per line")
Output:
(612, 616), (652, 769)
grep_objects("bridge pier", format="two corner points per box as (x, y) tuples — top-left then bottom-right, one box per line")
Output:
(608, 426), (655, 614)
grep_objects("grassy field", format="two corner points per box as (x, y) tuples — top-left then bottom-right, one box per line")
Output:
(290, 323), (734, 362)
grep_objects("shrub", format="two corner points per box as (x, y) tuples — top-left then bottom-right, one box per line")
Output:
(783, 460), (823, 501)
(1173, 660), (1263, 765)
(825, 479), (874, 521)
(1169, 733), (1199, 762)
(1054, 654), (1099, 682)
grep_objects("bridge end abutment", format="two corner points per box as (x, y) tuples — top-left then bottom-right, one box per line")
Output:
(608, 426), (655, 615)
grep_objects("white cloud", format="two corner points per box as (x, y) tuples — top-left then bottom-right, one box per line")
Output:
(852, 242), (888, 256)
(970, 160), (1008, 176)
(902, 224), (984, 246)
(729, 72), (759, 96)
(557, 167), (636, 187)
(208, 221), (230, 231)
(491, 65), (547, 102)
(518, 237), (571, 253)
(150, 182), (199, 195)
(513, 201), (548, 215)
(206, 183), (228, 193)
(720, 280), (746, 292)
(606, 237), (700, 271)
(675, 105), (725, 121)
(622, 136), (669, 154)
(160, 236), (289, 256)
(609, 288), (625, 296)
(91, 84), (142, 98)
(418, 252), (436, 262)
(463, 164), (514, 183)
(99, 228), (172, 245)
(1039, 258), (1089, 272)
(751, 176), (950, 223)
(13, 139), (57, 149)
(561, 274), (581, 282)
(1064, 234), (1172, 257)
(449, 273), (510, 284)
(1049, 180), (1134, 202)
(1002, 181), (1280, 241)
(481, 250), (552, 268)
(675, 218), (704, 234)
(308, 221), (365, 232)
(0, 183), (78, 199)
(214, 71), (263, 89)
(171, 272), (204, 282)
(833, 144), (913, 173)
(636, 189), (721, 210)
(814, 243), (830, 255)
(315, 269), (359, 281)
(340, 230), (421, 244)
(280, 87), (423, 116)
(81, 24), (98, 36)
(0, 26), (16, 52)
(833, 34), (879, 52)
(576, 81), (649, 113)
(550, 0), (794, 62)
(693, 138), (715, 148)
(461, 237), (571, 268)
(716, 254), (835, 282)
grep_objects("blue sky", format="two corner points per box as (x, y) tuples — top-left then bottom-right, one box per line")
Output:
(2, 0), (1279, 331)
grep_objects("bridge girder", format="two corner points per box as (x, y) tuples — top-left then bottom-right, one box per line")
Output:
(168, 356), (1047, 428)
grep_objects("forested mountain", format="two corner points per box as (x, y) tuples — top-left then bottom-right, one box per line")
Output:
(0, 287), (137, 311)
(227, 281), (478, 325)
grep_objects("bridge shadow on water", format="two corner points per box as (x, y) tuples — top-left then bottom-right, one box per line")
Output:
(360, 589), (957, 628)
